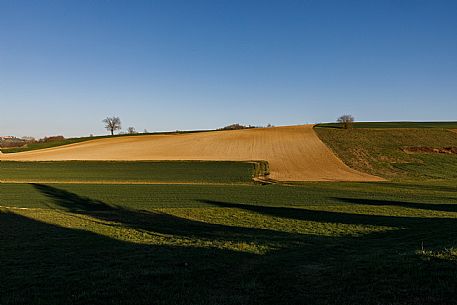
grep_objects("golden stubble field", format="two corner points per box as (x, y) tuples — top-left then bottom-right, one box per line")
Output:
(0, 125), (383, 182)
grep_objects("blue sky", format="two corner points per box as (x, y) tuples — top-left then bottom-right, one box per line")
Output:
(1, 0), (456, 137)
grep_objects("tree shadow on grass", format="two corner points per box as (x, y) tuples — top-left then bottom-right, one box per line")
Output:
(199, 198), (457, 304)
(200, 199), (457, 257)
(13, 184), (366, 305)
(0, 210), (262, 305)
(33, 183), (113, 211)
(3, 184), (457, 305)
(333, 197), (457, 213)
(200, 199), (456, 228)
(372, 181), (457, 193)
(32, 184), (308, 244)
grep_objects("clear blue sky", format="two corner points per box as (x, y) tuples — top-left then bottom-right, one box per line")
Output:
(1, 0), (456, 138)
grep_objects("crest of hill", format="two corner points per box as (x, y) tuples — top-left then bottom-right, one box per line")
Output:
(0, 125), (382, 182)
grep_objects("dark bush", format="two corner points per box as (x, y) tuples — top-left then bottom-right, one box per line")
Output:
(39, 136), (65, 143)
(218, 124), (256, 130)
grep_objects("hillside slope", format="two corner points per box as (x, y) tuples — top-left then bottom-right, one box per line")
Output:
(315, 127), (457, 180)
(0, 125), (381, 182)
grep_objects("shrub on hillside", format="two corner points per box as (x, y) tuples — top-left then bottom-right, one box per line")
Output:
(337, 115), (355, 129)
(219, 123), (256, 130)
(39, 136), (65, 143)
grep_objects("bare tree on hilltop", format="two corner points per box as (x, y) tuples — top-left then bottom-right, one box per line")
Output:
(337, 114), (355, 129)
(103, 116), (122, 135)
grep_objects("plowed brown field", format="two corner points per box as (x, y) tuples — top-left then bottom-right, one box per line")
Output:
(0, 125), (383, 182)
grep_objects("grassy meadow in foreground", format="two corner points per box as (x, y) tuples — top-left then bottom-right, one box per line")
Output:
(2, 178), (457, 305)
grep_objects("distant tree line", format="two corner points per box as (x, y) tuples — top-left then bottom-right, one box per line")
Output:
(1, 117), (283, 150)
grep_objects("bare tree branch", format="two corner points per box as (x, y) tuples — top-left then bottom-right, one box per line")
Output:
(337, 115), (355, 129)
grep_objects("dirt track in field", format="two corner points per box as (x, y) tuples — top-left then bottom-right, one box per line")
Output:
(0, 125), (383, 182)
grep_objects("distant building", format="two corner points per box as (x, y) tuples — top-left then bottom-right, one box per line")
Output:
(0, 136), (17, 141)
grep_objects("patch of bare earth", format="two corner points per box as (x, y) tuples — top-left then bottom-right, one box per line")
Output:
(0, 125), (383, 182)
(402, 147), (457, 154)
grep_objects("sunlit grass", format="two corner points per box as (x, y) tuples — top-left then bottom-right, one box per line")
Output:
(315, 127), (457, 179)
(2, 162), (457, 304)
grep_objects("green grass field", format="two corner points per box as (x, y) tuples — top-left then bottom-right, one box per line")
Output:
(2, 179), (457, 305)
(0, 161), (260, 184)
(315, 127), (457, 180)
(2, 127), (457, 305)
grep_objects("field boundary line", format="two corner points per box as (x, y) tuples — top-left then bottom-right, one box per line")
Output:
(0, 179), (255, 185)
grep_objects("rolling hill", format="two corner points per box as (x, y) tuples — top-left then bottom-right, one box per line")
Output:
(0, 125), (382, 182)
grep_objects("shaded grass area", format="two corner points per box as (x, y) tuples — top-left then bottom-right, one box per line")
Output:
(315, 127), (457, 180)
(316, 121), (457, 129)
(2, 181), (457, 209)
(0, 161), (258, 184)
(0, 129), (213, 153)
(2, 181), (457, 304)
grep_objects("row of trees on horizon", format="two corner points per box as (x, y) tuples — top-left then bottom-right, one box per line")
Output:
(0, 115), (355, 149)
(102, 114), (355, 136)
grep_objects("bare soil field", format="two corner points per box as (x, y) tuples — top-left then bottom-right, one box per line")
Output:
(0, 125), (382, 182)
